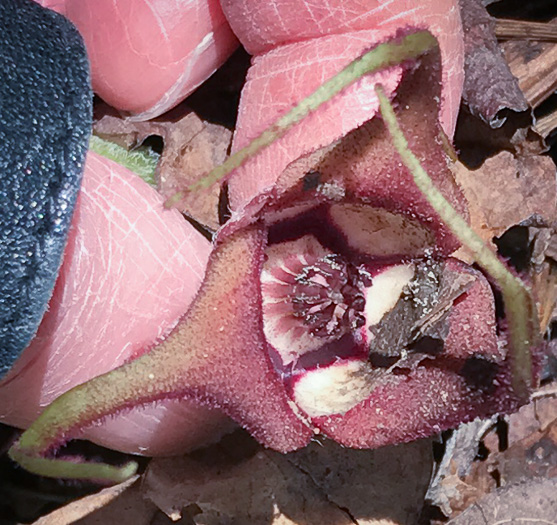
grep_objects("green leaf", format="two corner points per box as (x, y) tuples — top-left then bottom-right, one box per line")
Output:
(89, 135), (159, 187)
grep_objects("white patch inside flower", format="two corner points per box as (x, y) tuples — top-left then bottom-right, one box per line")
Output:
(264, 203), (318, 225)
(329, 204), (434, 257)
(293, 360), (374, 417)
(364, 264), (415, 327)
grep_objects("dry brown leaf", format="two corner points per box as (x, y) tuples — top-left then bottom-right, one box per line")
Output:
(30, 476), (155, 525)
(447, 477), (557, 524)
(534, 390), (557, 431)
(459, 0), (529, 125)
(94, 104), (232, 231)
(142, 437), (354, 525)
(425, 419), (497, 517)
(454, 1), (548, 167)
(155, 117), (231, 232)
(430, 467), (495, 521)
(492, 396), (557, 485)
(451, 152), (556, 258)
(502, 35), (557, 110)
(141, 432), (432, 525)
(499, 18), (557, 143)
(288, 439), (433, 525)
(430, 385), (557, 520)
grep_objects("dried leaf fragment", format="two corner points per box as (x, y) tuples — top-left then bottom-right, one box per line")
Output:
(447, 477), (557, 524)
(94, 105), (232, 230)
(451, 151), (557, 250)
(502, 32), (557, 109)
(31, 477), (155, 525)
(143, 435), (353, 525)
(459, 0), (529, 126)
(143, 433), (432, 525)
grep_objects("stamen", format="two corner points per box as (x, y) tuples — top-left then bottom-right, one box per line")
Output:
(290, 254), (371, 337)
(261, 236), (372, 365)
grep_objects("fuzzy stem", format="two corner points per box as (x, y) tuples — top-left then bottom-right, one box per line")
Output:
(9, 227), (309, 482)
(9, 447), (137, 483)
(375, 85), (538, 401)
(8, 359), (166, 481)
(89, 135), (159, 186)
(164, 30), (437, 207)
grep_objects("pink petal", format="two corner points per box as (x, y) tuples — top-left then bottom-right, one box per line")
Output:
(33, 0), (66, 14)
(228, 31), (402, 211)
(225, 47), (468, 257)
(63, 0), (239, 119)
(0, 152), (232, 455)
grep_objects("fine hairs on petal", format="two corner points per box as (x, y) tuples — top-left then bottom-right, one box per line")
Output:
(375, 85), (539, 401)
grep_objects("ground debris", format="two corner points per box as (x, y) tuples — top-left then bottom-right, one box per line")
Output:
(459, 0), (529, 126)
(94, 103), (232, 231)
(446, 477), (557, 524)
(141, 431), (432, 525)
(450, 151), (556, 258)
(499, 17), (557, 138)
(30, 477), (158, 525)
(426, 382), (557, 521)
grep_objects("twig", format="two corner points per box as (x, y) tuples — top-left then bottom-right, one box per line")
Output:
(496, 18), (557, 42)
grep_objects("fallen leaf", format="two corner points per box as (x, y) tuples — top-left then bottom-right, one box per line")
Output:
(447, 477), (557, 524)
(428, 383), (557, 520)
(501, 30), (557, 110)
(534, 389), (557, 431)
(31, 476), (153, 525)
(156, 118), (231, 231)
(492, 394), (557, 485)
(143, 433), (354, 525)
(94, 104), (232, 231)
(450, 152), (556, 254)
(288, 439), (433, 525)
(142, 432), (432, 525)
(425, 418), (497, 517)
(454, 1), (546, 167)
(529, 224), (557, 334)
(459, 0), (529, 125)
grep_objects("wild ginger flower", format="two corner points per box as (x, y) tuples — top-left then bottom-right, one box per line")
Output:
(2, 0), (532, 480)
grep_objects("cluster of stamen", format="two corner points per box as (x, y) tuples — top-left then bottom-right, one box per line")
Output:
(290, 255), (371, 337)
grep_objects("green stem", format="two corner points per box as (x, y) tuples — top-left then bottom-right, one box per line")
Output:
(9, 447), (137, 483)
(164, 30), (437, 208)
(8, 365), (147, 481)
(375, 85), (537, 401)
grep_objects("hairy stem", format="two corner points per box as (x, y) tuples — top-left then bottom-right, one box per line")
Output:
(89, 135), (159, 186)
(375, 85), (538, 401)
(164, 30), (437, 207)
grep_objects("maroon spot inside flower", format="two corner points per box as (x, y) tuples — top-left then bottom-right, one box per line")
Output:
(291, 254), (372, 338)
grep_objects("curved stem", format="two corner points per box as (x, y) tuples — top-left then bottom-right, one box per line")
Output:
(164, 30), (438, 207)
(9, 227), (312, 482)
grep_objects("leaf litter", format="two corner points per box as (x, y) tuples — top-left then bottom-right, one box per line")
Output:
(3, 1), (557, 524)
(141, 431), (432, 525)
